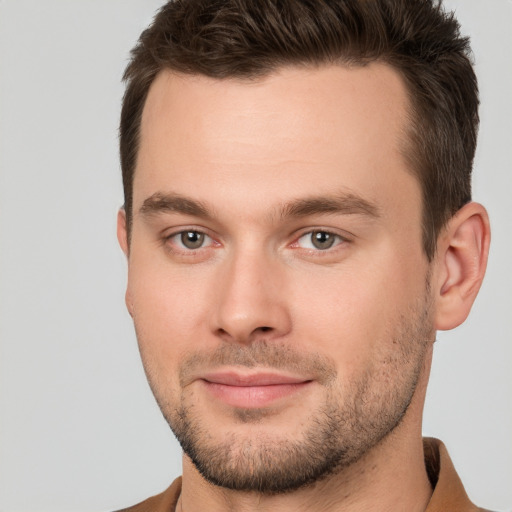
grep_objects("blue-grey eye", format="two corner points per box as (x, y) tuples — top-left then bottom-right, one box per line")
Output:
(180, 231), (206, 249)
(297, 230), (340, 250)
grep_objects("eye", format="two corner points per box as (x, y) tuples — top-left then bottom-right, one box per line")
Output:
(296, 230), (343, 250)
(169, 230), (213, 250)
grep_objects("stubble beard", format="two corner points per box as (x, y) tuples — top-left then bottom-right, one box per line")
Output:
(139, 294), (434, 495)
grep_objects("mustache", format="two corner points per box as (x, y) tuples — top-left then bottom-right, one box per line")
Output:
(179, 340), (337, 387)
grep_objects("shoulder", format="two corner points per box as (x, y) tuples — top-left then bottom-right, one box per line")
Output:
(423, 438), (497, 512)
(113, 477), (182, 512)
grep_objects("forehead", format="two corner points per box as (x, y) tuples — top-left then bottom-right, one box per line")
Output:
(134, 63), (418, 221)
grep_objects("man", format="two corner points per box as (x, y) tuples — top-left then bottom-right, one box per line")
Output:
(115, 0), (491, 510)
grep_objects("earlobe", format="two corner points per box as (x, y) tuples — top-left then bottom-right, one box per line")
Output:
(434, 202), (490, 331)
(125, 289), (134, 318)
(117, 208), (130, 257)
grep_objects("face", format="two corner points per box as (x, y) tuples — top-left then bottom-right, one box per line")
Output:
(120, 64), (435, 493)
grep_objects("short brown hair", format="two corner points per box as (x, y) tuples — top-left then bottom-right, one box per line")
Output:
(120, 0), (478, 260)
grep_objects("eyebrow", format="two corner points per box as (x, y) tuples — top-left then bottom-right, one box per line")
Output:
(138, 191), (380, 221)
(139, 192), (212, 219)
(279, 194), (380, 219)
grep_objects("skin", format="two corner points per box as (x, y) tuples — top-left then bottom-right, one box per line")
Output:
(118, 64), (490, 511)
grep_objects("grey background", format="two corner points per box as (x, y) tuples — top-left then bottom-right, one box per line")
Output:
(0, 1), (510, 511)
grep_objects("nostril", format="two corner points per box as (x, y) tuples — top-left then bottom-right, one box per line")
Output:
(259, 326), (272, 332)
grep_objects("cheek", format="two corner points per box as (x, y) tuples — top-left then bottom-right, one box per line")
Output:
(126, 253), (215, 367)
(289, 255), (426, 372)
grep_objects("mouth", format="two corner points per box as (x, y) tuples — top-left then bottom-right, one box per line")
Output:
(199, 371), (313, 408)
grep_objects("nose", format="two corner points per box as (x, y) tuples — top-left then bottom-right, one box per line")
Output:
(210, 248), (292, 344)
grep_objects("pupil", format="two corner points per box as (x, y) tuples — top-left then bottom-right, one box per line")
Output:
(182, 231), (204, 249)
(312, 231), (334, 249)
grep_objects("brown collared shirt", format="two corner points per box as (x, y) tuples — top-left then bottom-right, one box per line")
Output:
(115, 438), (492, 511)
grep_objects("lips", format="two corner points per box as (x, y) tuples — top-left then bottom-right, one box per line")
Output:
(202, 371), (309, 386)
(200, 371), (312, 408)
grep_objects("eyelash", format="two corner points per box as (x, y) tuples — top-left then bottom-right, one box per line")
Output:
(162, 228), (349, 256)
(292, 229), (347, 252)
(164, 229), (218, 253)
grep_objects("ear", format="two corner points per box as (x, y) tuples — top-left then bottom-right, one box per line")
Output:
(434, 202), (490, 331)
(116, 208), (134, 317)
(117, 208), (129, 257)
